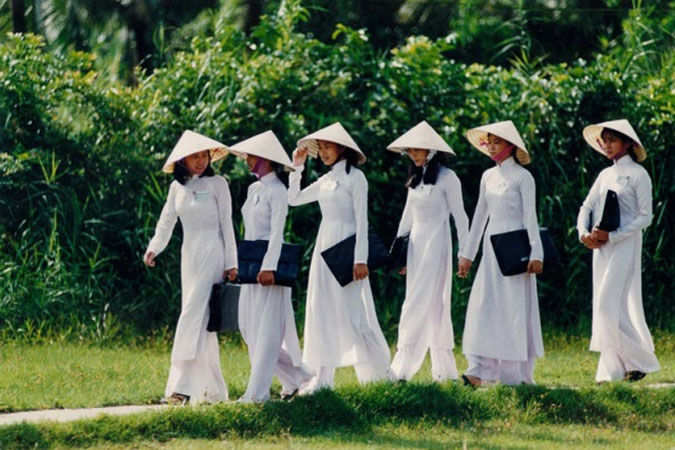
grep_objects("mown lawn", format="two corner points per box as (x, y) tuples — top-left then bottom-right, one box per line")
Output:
(0, 332), (673, 449)
(1, 332), (672, 412)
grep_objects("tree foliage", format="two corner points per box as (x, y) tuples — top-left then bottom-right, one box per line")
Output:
(0, 0), (672, 339)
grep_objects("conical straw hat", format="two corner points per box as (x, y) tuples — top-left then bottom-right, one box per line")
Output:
(162, 130), (228, 173)
(297, 122), (366, 165)
(229, 130), (295, 170)
(466, 120), (530, 165)
(582, 119), (646, 162)
(387, 121), (456, 155)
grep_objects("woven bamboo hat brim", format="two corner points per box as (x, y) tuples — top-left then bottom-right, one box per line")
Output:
(228, 130), (295, 170)
(386, 120), (456, 155)
(583, 119), (646, 162)
(466, 120), (530, 165)
(162, 130), (229, 173)
(297, 122), (366, 165)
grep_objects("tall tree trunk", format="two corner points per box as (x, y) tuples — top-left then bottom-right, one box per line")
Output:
(11, 0), (27, 33)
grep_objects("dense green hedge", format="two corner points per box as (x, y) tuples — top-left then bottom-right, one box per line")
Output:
(0, 0), (672, 339)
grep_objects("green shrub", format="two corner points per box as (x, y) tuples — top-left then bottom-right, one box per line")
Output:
(1, 0), (672, 339)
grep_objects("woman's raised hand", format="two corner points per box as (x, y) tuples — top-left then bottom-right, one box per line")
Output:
(292, 147), (309, 166)
(143, 251), (156, 267)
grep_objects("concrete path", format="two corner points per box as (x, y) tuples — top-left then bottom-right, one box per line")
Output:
(0, 404), (168, 427)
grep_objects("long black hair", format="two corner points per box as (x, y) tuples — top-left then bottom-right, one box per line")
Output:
(405, 152), (444, 189)
(172, 153), (215, 185)
(601, 128), (639, 162)
(272, 161), (289, 187)
(329, 144), (360, 174)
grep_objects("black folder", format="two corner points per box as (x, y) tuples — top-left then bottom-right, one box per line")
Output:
(489, 228), (560, 276)
(387, 234), (410, 271)
(320, 229), (391, 287)
(237, 240), (300, 287)
(597, 190), (620, 232)
(207, 282), (241, 333)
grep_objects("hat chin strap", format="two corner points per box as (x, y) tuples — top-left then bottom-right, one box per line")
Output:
(426, 149), (437, 163)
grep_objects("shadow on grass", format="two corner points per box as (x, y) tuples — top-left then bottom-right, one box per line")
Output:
(1, 382), (672, 449)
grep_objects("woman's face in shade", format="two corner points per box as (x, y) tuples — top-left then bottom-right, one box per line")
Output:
(600, 130), (632, 160)
(486, 134), (512, 159)
(184, 151), (210, 176)
(406, 148), (429, 167)
(317, 140), (344, 166)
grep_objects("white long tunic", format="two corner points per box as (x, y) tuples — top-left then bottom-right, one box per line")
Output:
(459, 157), (544, 362)
(146, 175), (237, 403)
(288, 159), (391, 370)
(576, 155), (659, 372)
(238, 172), (303, 370)
(394, 166), (469, 353)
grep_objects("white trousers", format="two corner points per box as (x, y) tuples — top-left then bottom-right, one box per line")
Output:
(391, 343), (458, 382)
(465, 354), (536, 385)
(165, 327), (228, 404)
(240, 294), (312, 403)
(596, 345), (660, 382)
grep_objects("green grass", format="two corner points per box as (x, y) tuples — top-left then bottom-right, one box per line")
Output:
(81, 422), (675, 449)
(1, 332), (672, 413)
(0, 333), (672, 448)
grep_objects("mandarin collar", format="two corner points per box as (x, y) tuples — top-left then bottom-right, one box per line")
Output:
(497, 156), (516, 169)
(614, 154), (632, 166)
(331, 159), (348, 173)
(259, 171), (277, 184)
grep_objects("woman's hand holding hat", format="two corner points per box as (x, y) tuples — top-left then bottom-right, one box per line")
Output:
(292, 147), (309, 166)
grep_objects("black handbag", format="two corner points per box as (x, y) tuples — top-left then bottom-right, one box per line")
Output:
(387, 234), (410, 271)
(489, 228), (560, 276)
(320, 229), (391, 287)
(237, 240), (301, 287)
(597, 190), (620, 232)
(207, 282), (241, 332)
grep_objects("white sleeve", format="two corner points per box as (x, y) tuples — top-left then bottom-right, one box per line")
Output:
(577, 175), (602, 241)
(609, 171), (652, 243)
(261, 185), (288, 271)
(396, 190), (413, 237)
(216, 178), (238, 270)
(352, 170), (369, 265)
(444, 171), (470, 256)
(520, 171), (543, 262)
(287, 164), (321, 206)
(458, 172), (489, 262)
(146, 182), (178, 256)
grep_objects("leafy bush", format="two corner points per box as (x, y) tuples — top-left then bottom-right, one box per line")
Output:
(0, 0), (672, 339)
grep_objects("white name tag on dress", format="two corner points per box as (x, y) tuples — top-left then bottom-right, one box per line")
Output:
(193, 191), (209, 202)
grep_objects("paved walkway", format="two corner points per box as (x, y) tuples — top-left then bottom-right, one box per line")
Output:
(0, 405), (168, 427)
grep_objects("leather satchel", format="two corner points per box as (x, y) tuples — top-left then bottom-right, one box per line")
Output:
(387, 234), (410, 271)
(207, 282), (241, 332)
(237, 240), (300, 287)
(489, 228), (560, 276)
(320, 229), (391, 287)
